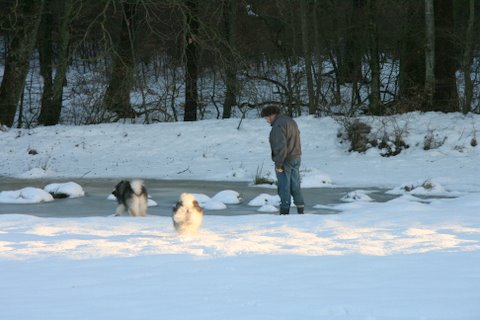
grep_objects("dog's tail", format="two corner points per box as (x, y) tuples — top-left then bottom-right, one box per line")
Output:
(130, 180), (145, 196)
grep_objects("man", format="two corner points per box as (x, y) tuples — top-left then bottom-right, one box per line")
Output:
(261, 106), (305, 215)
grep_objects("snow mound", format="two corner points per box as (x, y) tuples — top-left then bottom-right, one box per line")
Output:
(203, 200), (227, 210)
(387, 179), (449, 196)
(147, 199), (158, 207)
(191, 193), (212, 206)
(341, 190), (374, 202)
(212, 190), (242, 204)
(44, 182), (85, 198)
(0, 187), (54, 204)
(188, 193), (226, 210)
(257, 204), (279, 213)
(248, 193), (281, 206)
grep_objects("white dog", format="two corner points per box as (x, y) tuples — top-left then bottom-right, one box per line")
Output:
(172, 193), (203, 235)
(112, 180), (148, 216)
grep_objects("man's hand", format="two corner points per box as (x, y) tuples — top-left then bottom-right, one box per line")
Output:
(275, 167), (284, 173)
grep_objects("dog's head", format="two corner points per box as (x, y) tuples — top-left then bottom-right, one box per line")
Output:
(173, 193), (202, 212)
(181, 193), (201, 209)
(112, 180), (130, 199)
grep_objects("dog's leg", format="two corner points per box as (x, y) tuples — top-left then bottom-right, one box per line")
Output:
(138, 195), (148, 216)
(115, 204), (126, 216)
(128, 195), (147, 216)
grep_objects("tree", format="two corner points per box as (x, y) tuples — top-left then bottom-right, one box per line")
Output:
(0, 0), (44, 127)
(346, 0), (366, 108)
(424, 0), (435, 110)
(367, 0), (381, 115)
(341, 0), (365, 87)
(461, 0), (475, 113)
(222, 0), (238, 119)
(432, 0), (458, 112)
(103, 0), (138, 119)
(184, 0), (199, 121)
(398, 1), (425, 108)
(221, 0), (238, 119)
(300, 0), (315, 114)
(38, 0), (74, 126)
(37, 0), (54, 125)
(312, 0), (326, 109)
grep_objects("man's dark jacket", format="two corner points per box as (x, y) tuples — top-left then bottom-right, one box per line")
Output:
(269, 114), (302, 169)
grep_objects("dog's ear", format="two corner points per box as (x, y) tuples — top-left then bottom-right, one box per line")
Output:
(173, 200), (182, 212)
(113, 180), (126, 195)
(193, 200), (201, 210)
(117, 180), (130, 189)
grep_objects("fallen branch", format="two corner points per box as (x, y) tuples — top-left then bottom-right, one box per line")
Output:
(177, 167), (191, 174)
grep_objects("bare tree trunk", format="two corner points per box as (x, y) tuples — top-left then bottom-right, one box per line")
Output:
(367, 0), (381, 115)
(342, 0), (365, 87)
(312, 0), (324, 108)
(38, 0), (74, 126)
(38, 0), (54, 125)
(424, 0), (435, 109)
(461, 0), (475, 114)
(348, 0), (365, 109)
(0, 0), (44, 127)
(184, 0), (199, 121)
(398, 1), (425, 106)
(222, 0), (237, 119)
(325, 1), (342, 104)
(103, 1), (137, 119)
(300, 0), (315, 115)
(432, 0), (458, 112)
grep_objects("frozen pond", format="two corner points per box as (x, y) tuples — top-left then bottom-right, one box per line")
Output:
(0, 178), (397, 217)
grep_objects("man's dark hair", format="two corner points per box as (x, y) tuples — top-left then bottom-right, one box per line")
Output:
(260, 106), (281, 117)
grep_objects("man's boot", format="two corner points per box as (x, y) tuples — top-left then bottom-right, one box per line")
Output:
(297, 206), (304, 214)
(280, 207), (290, 215)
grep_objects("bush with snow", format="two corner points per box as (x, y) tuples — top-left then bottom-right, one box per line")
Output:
(253, 164), (275, 186)
(341, 190), (374, 202)
(337, 117), (410, 157)
(44, 182), (85, 198)
(387, 179), (448, 196)
(423, 129), (447, 151)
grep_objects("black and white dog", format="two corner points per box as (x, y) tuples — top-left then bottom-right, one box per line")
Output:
(112, 180), (148, 217)
(172, 193), (203, 235)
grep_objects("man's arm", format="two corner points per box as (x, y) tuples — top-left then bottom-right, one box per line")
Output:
(270, 123), (287, 170)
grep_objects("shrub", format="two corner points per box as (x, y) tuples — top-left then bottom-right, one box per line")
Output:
(423, 128), (447, 150)
(347, 120), (372, 152)
(254, 164), (275, 185)
(337, 117), (409, 157)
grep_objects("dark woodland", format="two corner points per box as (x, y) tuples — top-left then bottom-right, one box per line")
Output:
(0, 0), (479, 127)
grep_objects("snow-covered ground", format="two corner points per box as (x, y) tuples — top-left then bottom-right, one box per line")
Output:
(1, 112), (480, 319)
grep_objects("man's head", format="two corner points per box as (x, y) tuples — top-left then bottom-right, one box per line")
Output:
(261, 106), (280, 124)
